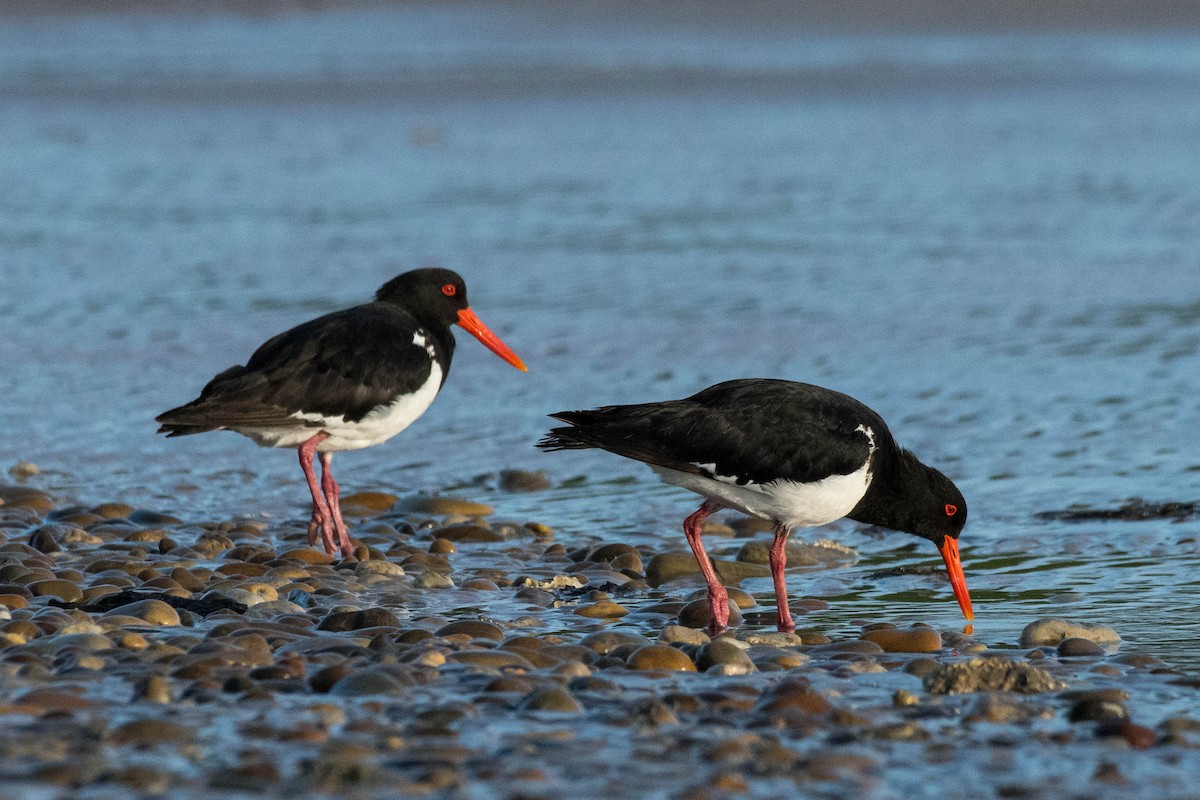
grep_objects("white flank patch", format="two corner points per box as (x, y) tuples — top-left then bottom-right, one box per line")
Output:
(236, 361), (444, 451)
(656, 425), (877, 529)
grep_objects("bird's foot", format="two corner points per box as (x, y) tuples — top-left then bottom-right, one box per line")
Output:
(307, 510), (337, 555)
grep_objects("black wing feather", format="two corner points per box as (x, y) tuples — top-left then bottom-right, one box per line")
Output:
(539, 378), (888, 485)
(157, 303), (447, 435)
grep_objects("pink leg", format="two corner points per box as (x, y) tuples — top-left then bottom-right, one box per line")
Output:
(682, 500), (730, 634)
(298, 433), (336, 554)
(319, 452), (355, 558)
(770, 525), (795, 632)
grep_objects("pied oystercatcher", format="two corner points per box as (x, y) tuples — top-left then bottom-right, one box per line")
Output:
(538, 378), (973, 633)
(157, 268), (526, 558)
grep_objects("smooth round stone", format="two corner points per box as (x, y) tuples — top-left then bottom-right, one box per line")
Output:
(740, 631), (804, 648)
(0, 594), (29, 609)
(278, 549), (337, 566)
(0, 487), (54, 511)
(580, 631), (652, 654)
(434, 524), (505, 543)
(575, 601), (629, 619)
(1019, 617), (1121, 647)
(589, 543), (639, 563)
(15, 688), (104, 712)
(860, 626), (942, 653)
(412, 571), (455, 589)
(328, 667), (412, 697)
(355, 560), (405, 578)
(102, 599), (180, 626)
(317, 608), (401, 631)
(429, 538), (456, 554)
(893, 690), (920, 707)
(517, 687), (583, 713)
(1057, 637), (1106, 657)
(435, 620), (505, 641)
(339, 491), (398, 512)
(460, 578), (499, 591)
(26, 579), (83, 603)
(644, 553), (702, 586)
(677, 599), (743, 630)
(498, 470), (552, 492)
(243, 600), (307, 619)
(27, 526), (65, 554)
(755, 680), (833, 716)
(658, 625), (711, 647)
(92, 502), (135, 519)
(695, 640), (756, 673)
(397, 495), (493, 516)
(626, 645), (697, 672)
(445, 650), (533, 669)
(1069, 697), (1130, 723)
(810, 639), (884, 656)
(109, 718), (196, 746)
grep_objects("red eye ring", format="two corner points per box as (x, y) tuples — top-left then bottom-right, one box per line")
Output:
(945, 504), (958, 516)
(441, 283), (457, 297)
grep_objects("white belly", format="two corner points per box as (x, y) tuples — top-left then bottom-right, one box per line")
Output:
(235, 361), (444, 452)
(651, 459), (872, 529)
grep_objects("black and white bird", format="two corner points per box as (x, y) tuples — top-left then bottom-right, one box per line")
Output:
(538, 378), (972, 633)
(157, 268), (526, 558)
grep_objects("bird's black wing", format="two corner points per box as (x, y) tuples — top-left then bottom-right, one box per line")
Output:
(156, 304), (444, 435)
(538, 378), (887, 485)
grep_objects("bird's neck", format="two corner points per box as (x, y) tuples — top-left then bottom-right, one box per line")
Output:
(847, 447), (942, 537)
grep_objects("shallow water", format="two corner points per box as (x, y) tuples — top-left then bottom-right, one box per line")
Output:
(2, 2), (1199, 680)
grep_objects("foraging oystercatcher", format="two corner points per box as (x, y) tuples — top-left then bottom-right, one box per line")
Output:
(157, 268), (526, 558)
(538, 378), (972, 633)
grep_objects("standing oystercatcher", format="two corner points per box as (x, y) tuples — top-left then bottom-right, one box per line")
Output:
(538, 378), (972, 633)
(157, 268), (526, 558)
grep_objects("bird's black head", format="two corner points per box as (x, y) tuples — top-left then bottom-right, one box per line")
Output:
(375, 268), (527, 372)
(915, 467), (967, 543)
(376, 268), (469, 328)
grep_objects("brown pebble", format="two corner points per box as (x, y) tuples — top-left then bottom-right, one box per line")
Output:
(860, 626), (942, 653)
(575, 601), (629, 618)
(435, 620), (505, 640)
(339, 491), (398, 511)
(626, 645), (697, 672)
(26, 579), (84, 603)
(429, 538), (456, 554)
(109, 718), (196, 746)
(517, 687), (583, 713)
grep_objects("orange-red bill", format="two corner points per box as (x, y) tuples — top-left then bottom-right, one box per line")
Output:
(456, 308), (527, 372)
(936, 535), (974, 621)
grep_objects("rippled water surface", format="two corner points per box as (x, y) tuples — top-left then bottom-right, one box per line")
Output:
(2, 4), (1199, 682)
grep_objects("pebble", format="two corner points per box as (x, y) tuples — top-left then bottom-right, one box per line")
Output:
(695, 640), (756, 674)
(397, 496), (493, 516)
(1057, 637), (1106, 657)
(860, 626), (942, 653)
(436, 620), (505, 640)
(626, 645), (698, 672)
(109, 718), (196, 746)
(1019, 618), (1121, 647)
(26, 579), (84, 603)
(101, 599), (181, 626)
(318, 608), (401, 631)
(659, 625), (711, 647)
(518, 687), (583, 713)
(574, 601), (630, 618)
(1069, 697), (1130, 723)
(677, 599), (743, 629)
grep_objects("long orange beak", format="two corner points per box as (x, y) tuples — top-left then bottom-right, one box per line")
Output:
(936, 535), (974, 621)
(456, 308), (527, 372)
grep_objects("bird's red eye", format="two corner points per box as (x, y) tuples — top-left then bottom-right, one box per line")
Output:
(945, 504), (958, 516)
(441, 284), (457, 297)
